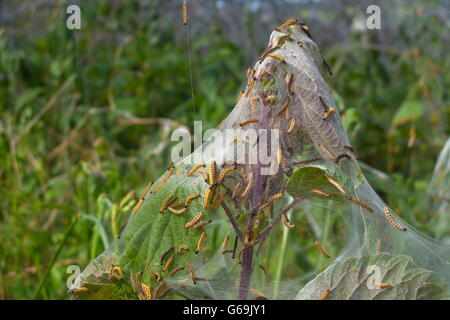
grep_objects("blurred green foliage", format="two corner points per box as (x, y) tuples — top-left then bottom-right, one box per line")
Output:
(0, 0), (448, 299)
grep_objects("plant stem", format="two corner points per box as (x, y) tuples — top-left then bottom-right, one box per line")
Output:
(33, 215), (79, 299)
(238, 88), (270, 299)
(273, 209), (290, 299)
(222, 202), (244, 243)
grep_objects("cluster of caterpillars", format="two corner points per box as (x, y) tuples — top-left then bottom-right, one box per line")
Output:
(103, 241), (200, 300)
(236, 19), (358, 169)
(120, 18), (409, 300)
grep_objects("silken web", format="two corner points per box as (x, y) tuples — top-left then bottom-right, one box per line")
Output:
(74, 23), (450, 300)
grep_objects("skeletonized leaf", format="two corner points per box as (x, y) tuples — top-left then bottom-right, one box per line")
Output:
(295, 253), (448, 300)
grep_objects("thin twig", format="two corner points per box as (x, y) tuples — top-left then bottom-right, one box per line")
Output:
(15, 75), (75, 144)
(255, 198), (302, 244)
(221, 202), (244, 243)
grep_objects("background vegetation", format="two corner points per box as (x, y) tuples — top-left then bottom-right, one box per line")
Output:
(0, 0), (449, 299)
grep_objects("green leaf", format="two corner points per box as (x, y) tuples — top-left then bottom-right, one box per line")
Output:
(392, 99), (423, 127)
(72, 167), (211, 299)
(15, 88), (42, 113)
(286, 165), (348, 199)
(295, 253), (448, 300)
(340, 107), (360, 133)
(119, 172), (207, 271)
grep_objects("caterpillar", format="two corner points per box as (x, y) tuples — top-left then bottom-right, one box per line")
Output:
(369, 280), (393, 289)
(144, 262), (156, 279)
(325, 175), (346, 194)
(203, 186), (213, 208)
(167, 206), (187, 215)
(319, 289), (331, 300)
(322, 57), (333, 76)
(237, 247), (245, 264)
(182, 1), (187, 25)
(319, 144), (335, 160)
(131, 199), (144, 216)
(157, 287), (173, 300)
(343, 145), (359, 158)
(162, 255), (174, 272)
(254, 295), (269, 300)
(319, 96), (329, 112)
(230, 137), (249, 144)
(140, 283), (153, 300)
(260, 193), (283, 210)
(130, 271), (139, 294)
(185, 212), (203, 228)
(68, 287), (88, 294)
(185, 261), (196, 284)
(185, 193), (200, 206)
(313, 240), (331, 258)
(197, 169), (209, 182)
(168, 266), (185, 277)
(277, 34), (292, 46)
(246, 68), (254, 81)
(192, 219), (212, 229)
(223, 235), (229, 249)
(241, 171), (254, 198)
(195, 231), (207, 254)
(236, 90), (245, 102)
(232, 235), (238, 259)
(384, 207), (407, 231)
(311, 189), (331, 197)
(139, 181), (153, 199)
(154, 281), (167, 299)
(160, 246), (175, 266)
(348, 197), (374, 212)
(108, 265), (124, 280)
(277, 145), (283, 165)
(322, 107), (336, 120)
(217, 166), (236, 185)
(163, 164), (175, 181)
(152, 179), (167, 194)
(231, 182), (241, 200)
(281, 213), (295, 228)
(160, 195), (175, 213)
(245, 76), (256, 97)
(267, 53), (286, 64)
(278, 97), (290, 116)
(239, 119), (259, 127)
(259, 264), (267, 281)
(249, 288), (267, 299)
(178, 244), (189, 254)
(286, 74), (294, 95)
(208, 161), (217, 185)
(275, 18), (298, 31)
(334, 153), (351, 163)
(187, 163), (205, 177)
(300, 23), (313, 39)
(287, 118), (296, 134)
(293, 157), (322, 165)
(259, 45), (280, 62)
